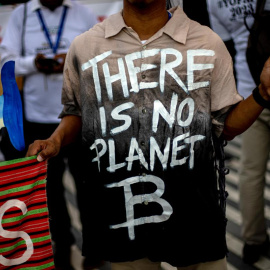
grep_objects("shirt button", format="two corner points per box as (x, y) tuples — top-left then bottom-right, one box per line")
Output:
(142, 74), (146, 79)
(142, 108), (147, 114)
(143, 45), (147, 50)
(141, 141), (145, 146)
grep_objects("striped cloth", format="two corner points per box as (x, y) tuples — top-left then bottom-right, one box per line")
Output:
(0, 156), (54, 269)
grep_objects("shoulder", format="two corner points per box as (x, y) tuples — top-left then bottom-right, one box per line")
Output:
(184, 19), (232, 67)
(170, 7), (224, 51)
(73, 12), (117, 42)
(5, 2), (28, 28)
(189, 19), (226, 49)
(72, 24), (104, 53)
(9, 3), (25, 17)
(70, 21), (103, 49)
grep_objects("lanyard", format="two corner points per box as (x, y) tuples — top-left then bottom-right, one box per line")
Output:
(36, 6), (68, 55)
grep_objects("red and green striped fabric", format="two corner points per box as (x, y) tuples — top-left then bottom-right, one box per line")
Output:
(0, 156), (54, 270)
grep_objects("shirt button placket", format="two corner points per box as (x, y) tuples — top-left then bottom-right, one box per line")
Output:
(139, 44), (147, 196)
(141, 44), (147, 80)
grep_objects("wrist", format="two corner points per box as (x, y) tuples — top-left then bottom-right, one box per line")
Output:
(253, 86), (270, 109)
(49, 132), (63, 149)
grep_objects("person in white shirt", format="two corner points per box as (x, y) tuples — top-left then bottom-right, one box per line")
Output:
(207, 0), (270, 265)
(0, 1), (97, 269)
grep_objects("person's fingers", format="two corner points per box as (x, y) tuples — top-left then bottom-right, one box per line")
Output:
(263, 57), (270, 71)
(26, 140), (60, 162)
(36, 143), (58, 162)
(259, 57), (270, 97)
(26, 140), (46, 157)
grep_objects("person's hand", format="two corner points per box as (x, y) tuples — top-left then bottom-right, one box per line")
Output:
(34, 53), (66, 74)
(35, 53), (57, 74)
(259, 57), (270, 100)
(26, 138), (61, 162)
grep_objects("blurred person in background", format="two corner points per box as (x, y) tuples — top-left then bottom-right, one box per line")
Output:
(0, 0), (97, 269)
(207, 0), (270, 265)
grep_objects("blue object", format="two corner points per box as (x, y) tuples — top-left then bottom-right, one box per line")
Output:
(1, 61), (25, 151)
(0, 95), (4, 121)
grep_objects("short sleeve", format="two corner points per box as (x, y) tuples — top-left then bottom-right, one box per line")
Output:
(59, 40), (81, 118)
(210, 33), (243, 136)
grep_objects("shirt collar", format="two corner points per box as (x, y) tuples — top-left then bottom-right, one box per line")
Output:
(163, 7), (190, 44)
(104, 6), (190, 44)
(104, 10), (126, 39)
(31, 0), (72, 12)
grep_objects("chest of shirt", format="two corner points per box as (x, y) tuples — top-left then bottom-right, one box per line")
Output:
(77, 39), (215, 172)
(78, 38), (215, 106)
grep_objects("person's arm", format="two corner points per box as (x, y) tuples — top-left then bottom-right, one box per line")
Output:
(223, 57), (270, 140)
(26, 34), (82, 161)
(26, 115), (82, 161)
